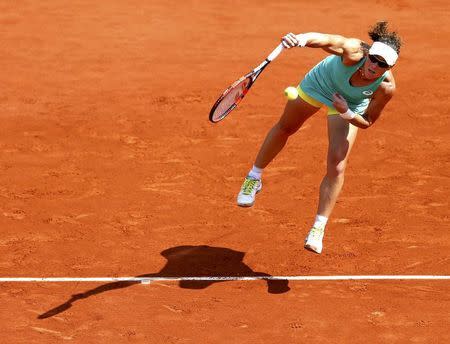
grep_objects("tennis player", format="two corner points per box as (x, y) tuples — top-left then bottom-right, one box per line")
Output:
(237, 21), (402, 254)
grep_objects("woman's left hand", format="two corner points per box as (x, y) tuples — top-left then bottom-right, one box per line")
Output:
(332, 93), (349, 113)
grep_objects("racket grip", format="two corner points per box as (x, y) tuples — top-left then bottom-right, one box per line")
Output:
(266, 43), (284, 62)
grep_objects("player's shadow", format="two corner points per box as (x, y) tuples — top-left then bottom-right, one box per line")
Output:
(38, 245), (290, 319)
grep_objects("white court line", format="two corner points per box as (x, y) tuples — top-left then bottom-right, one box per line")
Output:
(0, 275), (449, 283)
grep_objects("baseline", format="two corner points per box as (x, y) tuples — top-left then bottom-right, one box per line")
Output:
(0, 275), (449, 284)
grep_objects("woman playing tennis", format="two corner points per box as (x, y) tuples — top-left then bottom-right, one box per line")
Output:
(237, 21), (402, 254)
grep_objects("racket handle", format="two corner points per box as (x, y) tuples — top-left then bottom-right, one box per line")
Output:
(266, 43), (284, 62)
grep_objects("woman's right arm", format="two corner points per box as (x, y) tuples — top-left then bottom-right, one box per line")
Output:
(281, 32), (364, 65)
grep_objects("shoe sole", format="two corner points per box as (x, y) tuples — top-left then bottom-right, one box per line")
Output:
(237, 202), (254, 207)
(304, 243), (322, 254)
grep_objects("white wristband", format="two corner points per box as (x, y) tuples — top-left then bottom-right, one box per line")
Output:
(339, 109), (357, 120)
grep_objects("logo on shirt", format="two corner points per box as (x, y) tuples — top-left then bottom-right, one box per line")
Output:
(362, 90), (374, 96)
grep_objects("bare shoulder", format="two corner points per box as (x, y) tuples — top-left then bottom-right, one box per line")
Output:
(343, 38), (364, 51)
(342, 38), (365, 65)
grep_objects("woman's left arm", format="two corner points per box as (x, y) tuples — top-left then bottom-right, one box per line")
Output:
(333, 72), (396, 129)
(351, 74), (396, 129)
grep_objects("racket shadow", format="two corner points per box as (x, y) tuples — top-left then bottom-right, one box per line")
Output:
(38, 245), (290, 319)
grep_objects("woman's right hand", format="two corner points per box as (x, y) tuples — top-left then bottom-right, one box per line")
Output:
(281, 33), (299, 48)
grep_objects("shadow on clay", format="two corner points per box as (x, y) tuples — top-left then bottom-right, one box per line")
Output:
(38, 245), (290, 319)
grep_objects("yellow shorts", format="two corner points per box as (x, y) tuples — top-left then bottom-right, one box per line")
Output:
(297, 86), (339, 115)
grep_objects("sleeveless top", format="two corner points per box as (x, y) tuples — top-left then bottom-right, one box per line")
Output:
(300, 55), (387, 114)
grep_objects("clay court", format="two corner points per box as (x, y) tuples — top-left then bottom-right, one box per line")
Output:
(1, 0), (449, 342)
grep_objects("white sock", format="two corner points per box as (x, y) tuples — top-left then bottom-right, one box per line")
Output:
(313, 215), (328, 230)
(248, 165), (263, 180)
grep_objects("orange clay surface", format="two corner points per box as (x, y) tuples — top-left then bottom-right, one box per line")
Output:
(1, 1), (449, 343)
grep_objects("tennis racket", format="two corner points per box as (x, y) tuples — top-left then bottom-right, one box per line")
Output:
(209, 43), (285, 123)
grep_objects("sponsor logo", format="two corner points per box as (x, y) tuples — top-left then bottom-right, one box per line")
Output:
(362, 90), (373, 96)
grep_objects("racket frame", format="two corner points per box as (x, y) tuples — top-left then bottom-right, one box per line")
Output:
(209, 44), (284, 123)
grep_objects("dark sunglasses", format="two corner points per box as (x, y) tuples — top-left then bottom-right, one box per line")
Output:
(368, 54), (390, 68)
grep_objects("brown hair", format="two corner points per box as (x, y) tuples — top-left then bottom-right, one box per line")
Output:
(368, 21), (402, 54)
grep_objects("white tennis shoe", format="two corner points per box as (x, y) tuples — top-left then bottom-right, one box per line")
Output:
(237, 176), (262, 207)
(304, 226), (325, 254)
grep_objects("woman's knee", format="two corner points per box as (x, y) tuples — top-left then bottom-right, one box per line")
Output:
(327, 148), (349, 177)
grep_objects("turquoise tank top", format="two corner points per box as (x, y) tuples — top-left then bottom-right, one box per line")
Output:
(300, 55), (387, 114)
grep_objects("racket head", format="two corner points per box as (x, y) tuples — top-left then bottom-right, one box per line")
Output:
(209, 75), (255, 123)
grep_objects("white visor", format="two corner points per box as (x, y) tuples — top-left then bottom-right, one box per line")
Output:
(368, 41), (398, 66)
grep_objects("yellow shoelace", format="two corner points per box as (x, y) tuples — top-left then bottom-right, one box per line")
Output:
(242, 178), (259, 195)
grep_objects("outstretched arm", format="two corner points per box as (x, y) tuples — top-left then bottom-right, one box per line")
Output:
(281, 32), (364, 65)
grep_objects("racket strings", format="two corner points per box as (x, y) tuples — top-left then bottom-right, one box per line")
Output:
(211, 77), (251, 122)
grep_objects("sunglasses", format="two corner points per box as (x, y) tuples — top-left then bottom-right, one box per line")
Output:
(368, 54), (390, 68)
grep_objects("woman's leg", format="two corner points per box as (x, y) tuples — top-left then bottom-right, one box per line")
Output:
(317, 115), (358, 217)
(305, 115), (358, 254)
(254, 97), (320, 168)
(237, 97), (320, 207)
